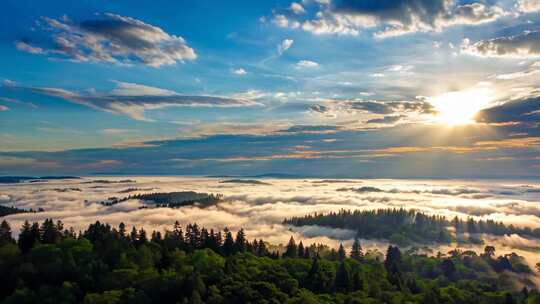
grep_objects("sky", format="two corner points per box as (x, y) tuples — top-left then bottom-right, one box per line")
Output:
(0, 0), (540, 178)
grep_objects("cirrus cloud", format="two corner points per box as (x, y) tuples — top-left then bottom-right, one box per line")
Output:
(4, 81), (260, 121)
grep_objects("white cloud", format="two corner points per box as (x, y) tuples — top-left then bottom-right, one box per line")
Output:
(272, 0), (506, 38)
(0, 105), (9, 111)
(462, 31), (540, 58)
(17, 13), (196, 67)
(232, 68), (247, 75)
(516, 0), (540, 13)
(6, 81), (259, 121)
(273, 14), (300, 28)
(277, 38), (294, 55)
(297, 60), (319, 68)
(290, 2), (306, 14)
(14, 41), (44, 54)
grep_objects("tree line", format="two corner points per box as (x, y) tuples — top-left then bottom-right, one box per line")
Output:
(284, 208), (540, 246)
(100, 191), (223, 209)
(0, 218), (538, 303)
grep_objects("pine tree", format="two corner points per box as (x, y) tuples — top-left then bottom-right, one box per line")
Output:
(17, 221), (34, 253)
(257, 239), (267, 257)
(222, 228), (235, 256)
(40, 218), (61, 244)
(118, 222), (126, 238)
(138, 228), (148, 244)
(298, 241), (305, 258)
(350, 237), (363, 260)
(284, 236), (297, 258)
(130, 227), (138, 244)
(0, 220), (14, 246)
(304, 247), (311, 259)
(338, 243), (346, 261)
(234, 228), (246, 252)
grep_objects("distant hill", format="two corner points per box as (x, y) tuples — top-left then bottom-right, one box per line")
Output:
(220, 179), (270, 185)
(0, 176), (80, 184)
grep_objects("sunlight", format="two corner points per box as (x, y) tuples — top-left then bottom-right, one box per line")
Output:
(429, 87), (493, 125)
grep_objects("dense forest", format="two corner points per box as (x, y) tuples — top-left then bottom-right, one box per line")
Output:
(0, 219), (539, 303)
(0, 205), (43, 217)
(100, 191), (223, 208)
(283, 209), (540, 246)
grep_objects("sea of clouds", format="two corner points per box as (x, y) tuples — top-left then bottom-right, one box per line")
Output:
(1, 177), (540, 271)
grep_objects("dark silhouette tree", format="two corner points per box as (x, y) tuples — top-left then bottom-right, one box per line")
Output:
(234, 228), (246, 252)
(337, 243), (346, 261)
(0, 220), (14, 246)
(222, 228), (234, 256)
(350, 237), (363, 260)
(284, 236), (297, 258)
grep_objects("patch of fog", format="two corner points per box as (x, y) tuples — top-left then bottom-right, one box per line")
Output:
(1, 176), (540, 273)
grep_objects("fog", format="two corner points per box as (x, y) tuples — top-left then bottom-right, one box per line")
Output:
(1, 176), (540, 273)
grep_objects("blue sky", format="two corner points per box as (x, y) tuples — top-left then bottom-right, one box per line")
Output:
(1, 0), (540, 177)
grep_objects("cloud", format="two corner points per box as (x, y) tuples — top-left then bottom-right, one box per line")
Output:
(308, 104), (329, 113)
(475, 95), (540, 124)
(272, 0), (505, 38)
(516, 0), (540, 13)
(290, 2), (306, 14)
(14, 41), (44, 54)
(231, 68), (247, 75)
(0, 97), (38, 108)
(297, 60), (319, 68)
(495, 69), (540, 80)
(462, 31), (540, 58)
(101, 128), (132, 135)
(16, 13), (196, 67)
(278, 124), (341, 134)
(277, 39), (294, 55)
(366, 115), (406, 124)
(5, 81), (259, 121)
(347, 99), (437, 115)
(0, 105), (9, 111)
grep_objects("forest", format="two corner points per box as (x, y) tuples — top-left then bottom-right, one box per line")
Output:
(100, 191), (223, 209)
(0, 219), (539, 303)
(0, 205), (43, 217)
(284, 209), (540, 246)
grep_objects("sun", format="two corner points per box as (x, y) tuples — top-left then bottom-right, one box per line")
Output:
(429, 87), (492, 125)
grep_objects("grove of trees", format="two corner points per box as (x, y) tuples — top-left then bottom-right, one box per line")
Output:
(0, 218), (538, 303)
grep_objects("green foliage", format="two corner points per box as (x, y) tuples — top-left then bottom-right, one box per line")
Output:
(102, 191), (223, 209)
(0, 219), (536, 304)
(284, 208), (540, 245)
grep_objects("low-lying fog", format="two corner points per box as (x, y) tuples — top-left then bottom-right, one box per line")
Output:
(1, 176), (540, 275)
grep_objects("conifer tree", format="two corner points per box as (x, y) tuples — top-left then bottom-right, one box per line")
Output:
(350, 237), (363, 260)
(284, 236), (297, 258)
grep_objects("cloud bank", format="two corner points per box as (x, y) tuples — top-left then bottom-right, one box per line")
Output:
(272, 0), (506, 38)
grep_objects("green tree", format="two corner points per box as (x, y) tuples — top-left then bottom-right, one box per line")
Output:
(350, 238), (363, 260)
(284, 236), (297, 258)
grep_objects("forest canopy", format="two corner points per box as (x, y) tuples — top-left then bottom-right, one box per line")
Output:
(283, 208), (540, 246)
(0, 218), (538, 303)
